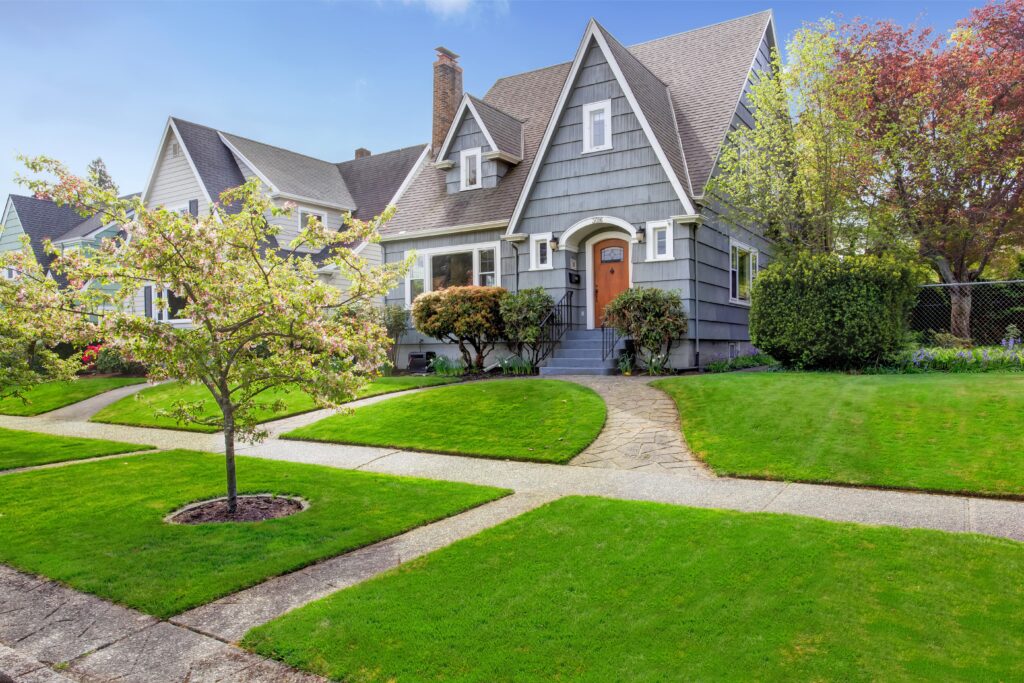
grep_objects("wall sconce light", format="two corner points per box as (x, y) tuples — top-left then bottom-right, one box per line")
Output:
(636, 226), (646, 243)
(549, 236), (560, 252)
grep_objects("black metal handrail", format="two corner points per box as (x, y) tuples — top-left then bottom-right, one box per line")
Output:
(601, 324), (623, 361)
(534, 290), (574, 363)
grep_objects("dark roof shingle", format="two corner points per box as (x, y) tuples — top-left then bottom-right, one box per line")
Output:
(468, 96), (524, 160)
(8, 195), (89, 271)
(337, 144), (427, 220)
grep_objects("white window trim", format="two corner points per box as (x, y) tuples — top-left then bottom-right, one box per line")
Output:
(530, 232), (553, 271)
(459, 147), (483, 191)
(298, 207), (327, 231)
(404, 241), (500, 307)
(2, 267), (16, 280)
(645, 220), (673, 261)
(582, 100), (613, 154)
(729, 238), (759, 307)
(145, 284), (191, 324)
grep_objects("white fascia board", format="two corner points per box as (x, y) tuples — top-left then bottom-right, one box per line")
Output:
(166, 119), (214, 207)
(217, 132), (280, 195)
(388, 144), (431, 207)
(434, 95), (501, 162)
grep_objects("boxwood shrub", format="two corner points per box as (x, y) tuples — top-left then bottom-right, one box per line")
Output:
(750, 253), (921, 369)
(604, 287), (688, 370)
(412, 286), (506, 371)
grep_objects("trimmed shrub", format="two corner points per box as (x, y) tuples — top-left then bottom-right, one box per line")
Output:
(750, 253), (921, 370)
(603, 288), (688, 371)
(412, 286), (506, 370)
(500, 287), (554, 365)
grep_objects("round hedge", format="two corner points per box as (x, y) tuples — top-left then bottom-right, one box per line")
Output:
(750, 253), (921, 369)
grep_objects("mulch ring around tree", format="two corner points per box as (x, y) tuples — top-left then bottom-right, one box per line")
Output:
(166, 495), (308, 524)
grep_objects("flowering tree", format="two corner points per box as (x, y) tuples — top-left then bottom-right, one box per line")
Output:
(21, 157), (408, 513)
(834, 0), (1024, 338)
(0, 240), (90, 400)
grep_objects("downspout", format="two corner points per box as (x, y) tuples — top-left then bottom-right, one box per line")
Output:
(692, 222), (701, 369)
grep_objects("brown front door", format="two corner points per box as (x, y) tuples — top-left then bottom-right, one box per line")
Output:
(593, 238), (629, 326)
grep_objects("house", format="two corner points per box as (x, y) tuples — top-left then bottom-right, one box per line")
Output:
(140, 117), (428, 301)
(384, 11), (777, 373)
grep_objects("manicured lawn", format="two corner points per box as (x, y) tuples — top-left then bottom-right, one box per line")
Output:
(0, 377), (146, 416)
(246, 496), (1024, 681)
(0, 450), (506, 617)
(90, 375), (461, 433)
(0, 427), (151, 471)
(284, 379), (606, 463)
(652, 372), (1024, 497)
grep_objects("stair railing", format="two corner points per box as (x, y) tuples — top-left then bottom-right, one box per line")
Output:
(601, 324), (623, 361)
(534, 291), (574, 364)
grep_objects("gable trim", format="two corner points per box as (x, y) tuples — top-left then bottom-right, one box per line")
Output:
(388, 144), (431, 208)
(0, 196), (14, 239)
(506, 20), (697, 236)
(142, 118), (214, 208)
(217, 132), (280, 195)
(434, 95), (513, 163)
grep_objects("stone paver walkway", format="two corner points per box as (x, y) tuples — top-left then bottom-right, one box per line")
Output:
(567, 376), (708, 475)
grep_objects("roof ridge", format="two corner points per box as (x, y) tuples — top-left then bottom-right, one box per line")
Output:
(628, 9), (773, 49)
(336, 143), (428, 168)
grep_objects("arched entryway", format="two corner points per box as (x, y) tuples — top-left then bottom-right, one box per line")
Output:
(558, 217), (637, 330)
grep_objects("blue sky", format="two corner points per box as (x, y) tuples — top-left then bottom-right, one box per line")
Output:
(1, 0), (979, 200)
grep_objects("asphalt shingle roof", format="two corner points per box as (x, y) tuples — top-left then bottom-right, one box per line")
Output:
(468, 95), (524, 160)
(172, 118), (247, 207)
(8, 195), (89, 271)
(384, 11), (773, 238)
(337, 144), (427, 220)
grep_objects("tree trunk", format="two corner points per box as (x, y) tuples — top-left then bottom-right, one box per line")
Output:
(950, 284), (973, 341)
(223, 408), (238, 514)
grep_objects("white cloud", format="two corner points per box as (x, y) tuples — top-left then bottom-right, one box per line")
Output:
(398, 0), (508, 19)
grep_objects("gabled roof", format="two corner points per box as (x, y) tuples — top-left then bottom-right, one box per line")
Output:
(337, 144), (429, 220)
(54, 193), (140, 242)
(434, 94), (524, 164)
(220, 131), (356, 210)
(7, 195), (86, 270)
(171, 118), (246, 207)
(384, 10), (774, 239)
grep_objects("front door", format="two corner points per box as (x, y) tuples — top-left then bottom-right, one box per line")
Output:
(593, 238), (629, 327)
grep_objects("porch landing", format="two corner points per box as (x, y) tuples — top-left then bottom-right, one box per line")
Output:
(539, 329), (618, 376)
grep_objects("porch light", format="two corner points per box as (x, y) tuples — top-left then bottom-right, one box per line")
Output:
(636, 226), (646, 243)
(549, 236), (559, 252)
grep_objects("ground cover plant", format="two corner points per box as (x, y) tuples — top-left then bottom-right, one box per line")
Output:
(285, 379), (606, 463)
(653, 372), (1024, 496)
(0, 450), (506, 617)
(0, 427), (151, 470)
(0, 377), (145, 416)
(245, 496), (1024, 681)
(91, 376), (458, 433)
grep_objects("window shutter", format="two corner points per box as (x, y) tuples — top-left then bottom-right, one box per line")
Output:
(143, 286), (153, 319)
(188, 199), (198, 217)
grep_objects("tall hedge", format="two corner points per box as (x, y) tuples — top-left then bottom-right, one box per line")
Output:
(411, 286), (506, 370)
(750, 253), (921, 369)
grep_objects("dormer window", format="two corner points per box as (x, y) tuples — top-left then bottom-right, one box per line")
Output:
(460, 147), (482, 190)
(582, 100), (612, 153)
(300, 209), (325, 230)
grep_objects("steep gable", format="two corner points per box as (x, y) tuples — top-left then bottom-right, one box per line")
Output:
(144, 122), (211, 213)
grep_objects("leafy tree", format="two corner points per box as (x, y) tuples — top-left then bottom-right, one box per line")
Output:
(0, 239), (88, 401)
(411, 286), (505, 370)
(87, 157), (118, 194)
(21, 156), (406, 513)
(834, 0), (1024, 338)
(499, 287), (554, 365)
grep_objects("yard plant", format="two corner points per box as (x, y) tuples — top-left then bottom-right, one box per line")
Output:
(285, 379), (606, 463)
(411, 285), (505, 370)
(0, 450), (506, 617)
(654, 372), (1024, 496)
(245, 496), (1024, 681)
(499, 287), (554, 366)
(603, 287), (688, 371)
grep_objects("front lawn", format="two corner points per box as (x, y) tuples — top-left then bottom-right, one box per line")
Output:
(653, 372), (1024, 497)
(0, 377), (146, 416)
(284, 379), (606, 463)
(0, 450), (506, 617)
(90, 375), (460, 433)
(245, 496), (1024, 681)
(0, 427), (151, 471)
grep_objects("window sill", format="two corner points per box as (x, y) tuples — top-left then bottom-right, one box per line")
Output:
(459, 184), (481, 192)
(529, 265), (554, 272)
(728, 298), (752, 307)
(646, 255), (674, 263)
(581, 146), (613, 155)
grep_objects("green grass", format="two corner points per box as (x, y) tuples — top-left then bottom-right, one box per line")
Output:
(245, 496), (1024, 682)
(0, 427), (152, 470)
(284, 379), (606, 463)
(0, 450), (506, 617)
(652, 372), (1024, 497)
(0, 377), (146, 416)
(90, 375), (461, 433)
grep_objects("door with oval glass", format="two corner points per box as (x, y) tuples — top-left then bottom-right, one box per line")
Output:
(593, 238), (629, 326)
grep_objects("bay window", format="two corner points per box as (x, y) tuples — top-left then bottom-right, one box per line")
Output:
(730, 240), (758, 304)
(405, 242), (500, 306)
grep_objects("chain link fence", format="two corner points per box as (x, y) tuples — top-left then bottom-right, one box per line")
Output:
(910, 280), (1024, 345)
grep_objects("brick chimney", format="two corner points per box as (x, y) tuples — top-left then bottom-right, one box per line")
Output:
(432, 46), (462, 155)
(354, 147), (371, 159)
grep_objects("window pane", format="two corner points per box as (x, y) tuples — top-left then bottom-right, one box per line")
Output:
(409, 278), (424, 300)
(737, 249), (751, 301)
(479, 249), (496, 285)
(465, 154), (478, 186)
(301, 212), (322, 229)
(601, 246), (624, 263)
(538, 241), (548, 266)
(591, 109), (605, 148)
(167, 291), (188, 319)
(655, 228), (667, 256)
(432, 251), (474, 290)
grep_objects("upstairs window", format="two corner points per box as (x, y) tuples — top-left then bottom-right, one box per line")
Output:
(730, 240), (758, 305)
(2, 267), (16, 280)
(582, 100), (612, 153)
(646, 220), (673, 261)
(299, 209), (325, 231)
(144, 285), (189, 323)
(460, 147), (482, 190)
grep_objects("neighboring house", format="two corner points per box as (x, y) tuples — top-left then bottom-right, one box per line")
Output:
(141, 117), (428, 300)
(384, 11), (778, 373)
